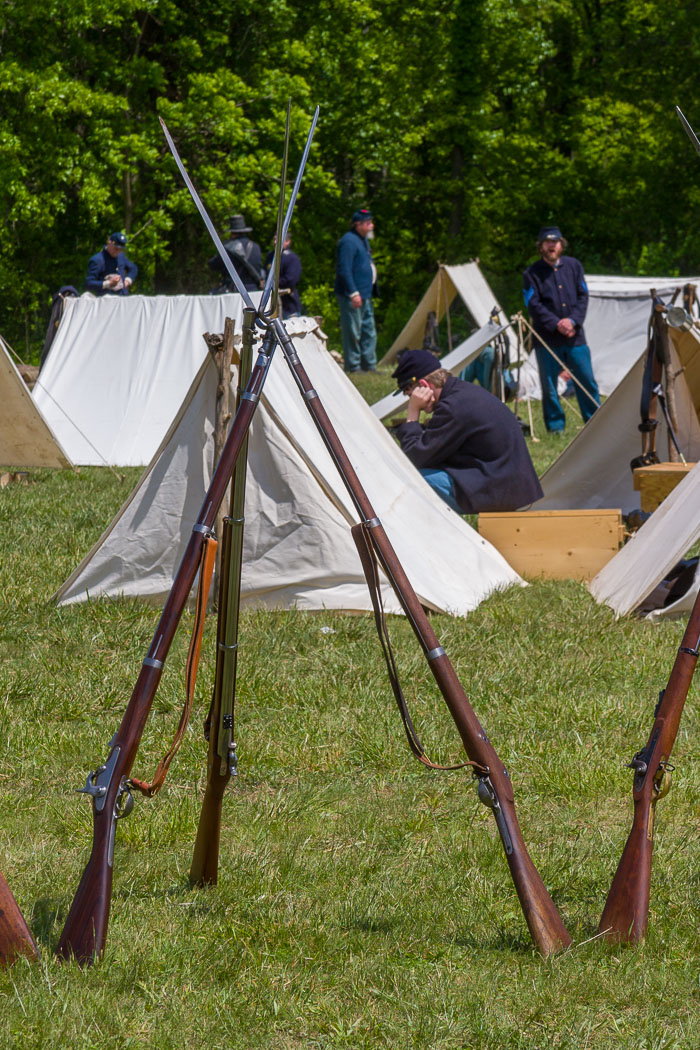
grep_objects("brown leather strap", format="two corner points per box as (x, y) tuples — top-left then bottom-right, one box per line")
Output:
(351, 522), (484, 774)
(131, 533), (219, 797)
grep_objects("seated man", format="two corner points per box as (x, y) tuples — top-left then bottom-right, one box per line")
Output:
(392, 349), (543, 514)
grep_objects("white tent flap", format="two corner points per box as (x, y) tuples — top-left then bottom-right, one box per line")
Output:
(534, 339), (700, 512)
(0, 338), (72, 468)
(56, 318), (522, 616)
(33, 292), (260, 467)
(589, 461), (700, 619)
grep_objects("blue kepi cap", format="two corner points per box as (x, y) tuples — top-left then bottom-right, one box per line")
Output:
(392, 349), (442, 391)
(537, 226), (563, 243)
(109, 231), (127, 247)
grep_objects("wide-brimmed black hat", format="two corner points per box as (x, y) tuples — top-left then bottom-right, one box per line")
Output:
(228, 214), (253, 233)
(392, 349), (442, 391)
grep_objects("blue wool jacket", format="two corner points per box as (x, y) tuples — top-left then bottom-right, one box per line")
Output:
(523, 255), (588, 349)
(395, 375), (543, 513)
(85, 248), (138, 295)
(334, 229), (374, 300)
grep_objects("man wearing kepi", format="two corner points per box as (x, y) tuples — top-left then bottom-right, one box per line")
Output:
(334, 208), (377, 372)
(85, 232), (138, 296)
(523, 225), (600, 432)
(392, 349), (543, 513)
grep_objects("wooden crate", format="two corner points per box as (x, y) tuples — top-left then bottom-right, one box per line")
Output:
(632, 461), (697, 513)
(478, 509), (624, 581)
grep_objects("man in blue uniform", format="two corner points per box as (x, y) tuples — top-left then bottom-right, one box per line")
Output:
(265, 234), (302, 318)
(85, 232), (138, 295)
(334, 208), (377, 373)
(523, 226), (600, 432)
(392, 349), (543, 514)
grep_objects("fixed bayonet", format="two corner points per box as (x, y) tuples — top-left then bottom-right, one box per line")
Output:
(162, 104), (319, 325)
(259, 104), (319, 317)
(676, 106), (700, 158)
(159, 117), (258, 312)
(261, 100), (291, 320)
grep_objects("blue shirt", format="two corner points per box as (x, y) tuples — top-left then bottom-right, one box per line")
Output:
(523, 255), (588, 349)
(334, 229), (375, 300)
(85, 248), (138, 296)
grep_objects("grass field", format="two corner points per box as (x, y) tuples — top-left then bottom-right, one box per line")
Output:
(1, 371), (698, 1049)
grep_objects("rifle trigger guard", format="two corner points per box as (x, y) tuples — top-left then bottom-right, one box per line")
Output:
(115, 778), (134, 819)
(654, 761), (674, 800)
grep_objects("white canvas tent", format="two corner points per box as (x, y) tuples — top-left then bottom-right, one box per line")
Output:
(589, 461), (700, 621)
(56, 317), (522, 615)
(33, 292), (260, 467)
(587, 323), (700, 619)
(0, 337), (72, 468)
(382, 263), (517, 366)
(533, 323), (700, 513)
(383, 263), (700, 406)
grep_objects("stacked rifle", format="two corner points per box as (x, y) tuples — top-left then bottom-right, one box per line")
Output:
(2, 107), (700, 967)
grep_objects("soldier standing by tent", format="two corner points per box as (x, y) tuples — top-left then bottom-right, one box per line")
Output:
(334, 208), (377, 373)
(523, 226), (600, 433)
(208, 214), (264, 293)
(85, 233), (138, 296)
(391, 349), (543, 513)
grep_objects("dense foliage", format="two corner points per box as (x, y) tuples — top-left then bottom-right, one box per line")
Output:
(2, 0), (700, 356)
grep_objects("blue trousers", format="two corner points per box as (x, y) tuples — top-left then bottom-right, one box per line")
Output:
(419, 468), (462, 513)
(535, 343), (600, 432)
(337, 296), (377, 371)
(460, 345), (495, 391)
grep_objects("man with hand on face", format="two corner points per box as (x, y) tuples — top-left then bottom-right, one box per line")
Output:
(85, 232), (138, 296)
(523, 225), (600, 433)
(392, 349), (543, 514)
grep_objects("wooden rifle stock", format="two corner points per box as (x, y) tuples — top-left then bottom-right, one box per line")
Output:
(272, 319), (572, 956)
(56, 328), (277, 964)
(599, 588), (700, 942)
(190, 309), (255, 886)
(0, 870), (38, 966)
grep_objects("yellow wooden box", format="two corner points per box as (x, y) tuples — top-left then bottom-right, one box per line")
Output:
(632, 461), (696, 513)
(478, 509), (624, 581)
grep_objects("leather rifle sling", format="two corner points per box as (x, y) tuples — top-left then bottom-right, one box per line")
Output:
(351, 522), (485, 774)
(131, 533), (219, 797)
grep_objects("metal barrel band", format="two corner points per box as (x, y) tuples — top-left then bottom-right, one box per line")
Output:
(427, 646), (446, 662)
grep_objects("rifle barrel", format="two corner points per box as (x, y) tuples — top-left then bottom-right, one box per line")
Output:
(57, 330), (277, 963)
(272, 318), (571, 956)
(190, 308), (255, 887)
(599, 588), (700, 942)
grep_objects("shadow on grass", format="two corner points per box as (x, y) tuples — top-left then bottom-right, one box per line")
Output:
(31, 896), (63, 949)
